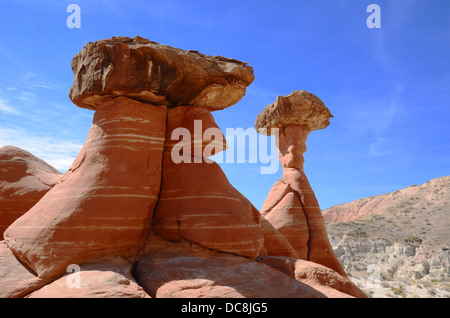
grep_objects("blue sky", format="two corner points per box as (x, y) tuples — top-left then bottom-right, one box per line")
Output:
(0, 0), (449, 210)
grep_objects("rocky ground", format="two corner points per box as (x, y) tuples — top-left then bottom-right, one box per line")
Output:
(323, 176), (450, 298)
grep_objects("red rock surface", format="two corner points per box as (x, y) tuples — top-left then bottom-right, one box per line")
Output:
(257, 91), (347, 277)
(262, 190), (309, 259)
(292, 258), (367, 298)
(0, 38), (366, 298)
(0, 146), (62, 237)
(153, 158), (264, 258)
(163, 106), (227, 161)
(0, 240), (50, 298)
(259, 215), (299, 258)
(27, 256), (149, 298)
(282, 169), (347, 277)
(4, 37), (261, 284)
(256, 256), (366, 298)
(4, 97), (166, 278)
(69, 36), (255, 111)
(134, 246), (326, 298)
(152, 106), (264, 258)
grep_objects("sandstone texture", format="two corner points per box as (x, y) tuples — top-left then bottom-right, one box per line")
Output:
(257, 91), (348, 278)
(4, 98), (166, 278)
(263, 189), (309, 259)
(152, 158), (264, 258)
(0, 37), (364, 298)
(259, 215), (299, 258)
(255, 256), (365, 298)
(163, 106), (227, 160)
(134, 246), (325, 298)
(0, 146), (62, 237)
(27, 256), (149, 298)
(255, 90), (333, 135)
(152, 106), (264, 258)
(292, 258), (367, 298)
(0, 240), (50, 298)
(69, 36), (255, 111)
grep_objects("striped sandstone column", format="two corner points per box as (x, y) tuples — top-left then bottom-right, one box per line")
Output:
(152, 106), (264, 258)
(4, 97), (166, 278)
(283, 169), (346, 277)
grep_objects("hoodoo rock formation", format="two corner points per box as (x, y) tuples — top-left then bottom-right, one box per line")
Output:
(0, 146), (62, 237)
(4, 36), (257, 279)
(256, 90), (347, 277)
(0, 37), (365, 298)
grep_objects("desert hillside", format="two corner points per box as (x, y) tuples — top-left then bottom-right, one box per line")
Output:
(323, 176), (450, 298)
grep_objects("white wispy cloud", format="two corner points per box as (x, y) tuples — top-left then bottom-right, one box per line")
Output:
(0, 127), (83, 173)
(33, 82), (62, 90)
(333, 81), (406, 159)
(0, 97), (21, 115)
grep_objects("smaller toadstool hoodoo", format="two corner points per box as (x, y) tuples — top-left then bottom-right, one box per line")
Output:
(256, 90), (346, 277)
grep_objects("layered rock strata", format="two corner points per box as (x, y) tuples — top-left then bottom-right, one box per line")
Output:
(134, 245), (325, 298)
(0, 37), (364, 298)
(152, 106), (264, 258)
(4, 98), (167, 278)
(4, 36), (262, 280)
(0, 146), (62, 237)
(26, 256), (149, 298)
(256, 90), (346, 277)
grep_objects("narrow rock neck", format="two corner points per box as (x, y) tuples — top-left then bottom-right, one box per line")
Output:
(276, 125), (310, 171)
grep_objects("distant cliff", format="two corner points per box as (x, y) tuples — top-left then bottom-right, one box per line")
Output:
(323, 176), (450, 298)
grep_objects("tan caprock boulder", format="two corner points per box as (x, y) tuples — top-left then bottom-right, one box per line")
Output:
(69, 36), (255, 111)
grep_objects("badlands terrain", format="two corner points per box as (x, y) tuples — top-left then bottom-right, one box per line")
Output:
(323, 176), (450, 298)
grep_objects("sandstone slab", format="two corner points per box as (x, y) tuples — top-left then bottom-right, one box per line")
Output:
(27, 256), (149, 298)
(262, 191), (309, 260)
(0, 146), (62, 237)
(256, 255), (366, 298)
(69, 36), (255, 111)
(152, 156), (264, 259)
(134, 247), (326, 298)
(0, 241), (50, 298)
(259, 215), (299, 258)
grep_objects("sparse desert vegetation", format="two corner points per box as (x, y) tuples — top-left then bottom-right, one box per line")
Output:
(324, 176), (450, 298)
